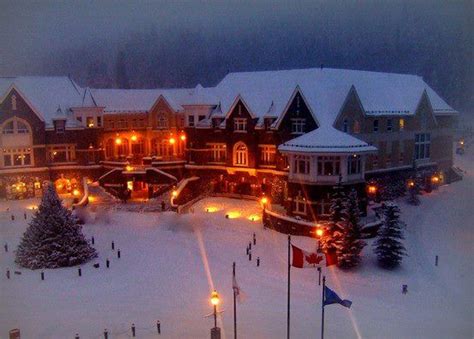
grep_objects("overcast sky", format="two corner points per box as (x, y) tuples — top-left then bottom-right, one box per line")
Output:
(0, 0), (472, 112)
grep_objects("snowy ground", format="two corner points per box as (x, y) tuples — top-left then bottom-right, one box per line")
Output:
(1, 150), (473, 338)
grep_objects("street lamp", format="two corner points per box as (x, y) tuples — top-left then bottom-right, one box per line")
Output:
(316, 228), (324, 237)
(210, 290), (220, 329)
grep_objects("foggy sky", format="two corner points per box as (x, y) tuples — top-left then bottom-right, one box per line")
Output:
(0, 0), (472, 113)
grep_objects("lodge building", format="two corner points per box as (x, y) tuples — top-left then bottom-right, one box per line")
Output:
(0, 68), (458, 219)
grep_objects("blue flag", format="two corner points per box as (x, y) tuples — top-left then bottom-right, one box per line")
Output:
(323, 286), (352, 309)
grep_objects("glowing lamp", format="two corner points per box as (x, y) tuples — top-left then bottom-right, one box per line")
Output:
(459, 140), (464, 146)
(210, 290), (220, 306)
(125, 165), (133, 172)
(316, 228), (324, 237)
(115, 138), (122, 145)
(88, 122), (94, 128)
(431, 175), (440, 184)
(131, 134), (138, 142)
(408, 180), (415, 188)
(180, 134), (186, 141)
(261, 197), (268, 205)
(169, 137), (176, 145)
(172, 190), (178, 197)
(367, 185), (377, 194)
(72, 189), (80, 196)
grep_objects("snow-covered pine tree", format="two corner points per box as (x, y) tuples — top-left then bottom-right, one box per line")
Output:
(373, 202), (406, 268)
(320, 183), (345, 253)
(15, 184), (97, 269)
(334, 189), (366, 269)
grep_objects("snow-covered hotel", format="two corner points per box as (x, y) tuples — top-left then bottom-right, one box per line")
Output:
(0, 68), (458, 218)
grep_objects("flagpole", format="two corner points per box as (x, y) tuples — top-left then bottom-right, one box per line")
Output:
(321, 276), (326, 339)
(287, 234), (291, 339)
(233, 261), (237, 339)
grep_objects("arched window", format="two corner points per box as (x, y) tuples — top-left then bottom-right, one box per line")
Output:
(1, 118), (33, 167)
(2, 117), (30, 135)
(105, 139), (115, 158)
(233, 142), (248, 166)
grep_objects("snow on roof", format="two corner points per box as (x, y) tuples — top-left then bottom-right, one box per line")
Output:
(214, 68), (457, 126)
(0, 76), (90, 127)
(92, 85), (218, 114)
(278, 126), (378, 154)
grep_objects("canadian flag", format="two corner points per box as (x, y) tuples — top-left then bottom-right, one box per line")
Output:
(291, 244), (323, 268)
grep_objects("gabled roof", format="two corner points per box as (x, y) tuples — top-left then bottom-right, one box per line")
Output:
(91, 84), (218, 114)
(0, 76), (89, 127)
(214, 68), (457, 126)
(278, 126), (377, 154)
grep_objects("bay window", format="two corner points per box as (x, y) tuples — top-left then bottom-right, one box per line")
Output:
(294, 155), (310, 175)
(317, 156), (340, 176)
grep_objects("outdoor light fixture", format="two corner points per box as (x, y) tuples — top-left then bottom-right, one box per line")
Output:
(131, 134), (138, 142)
(126, 165), (133, 172)
(72, 189), (80, 196)
(431, 175), (440, 184)
(210, 290), (220, 306)
(408, 180), (415, 188)
(172, 190), (178, 197)
(169, 137), (176, 145)
(115, 138), (122, 145)
(316, 228), (324, 237)
(367, 185), (377, 194)
(261, 196), (268, 205)
(180, 134), (186, 141)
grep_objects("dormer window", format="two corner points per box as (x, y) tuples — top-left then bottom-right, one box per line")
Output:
(234, 118), (247, 132)
(291, 118), (306, 134)
(54, 120), (65, 134)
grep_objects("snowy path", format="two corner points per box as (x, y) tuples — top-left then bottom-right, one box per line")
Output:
(0, 152), (473, 338)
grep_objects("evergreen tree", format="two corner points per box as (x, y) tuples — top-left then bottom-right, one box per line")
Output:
(334, 189), (366, 269)
(320, 183), (345, 253)
(373, 202), (406, 268)
(15, 184), (97, 269)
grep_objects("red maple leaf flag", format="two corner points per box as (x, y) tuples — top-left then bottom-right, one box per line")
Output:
(291, 244), (323, 268)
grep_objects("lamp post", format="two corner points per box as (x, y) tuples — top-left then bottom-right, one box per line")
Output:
(210, 290), (221, 339)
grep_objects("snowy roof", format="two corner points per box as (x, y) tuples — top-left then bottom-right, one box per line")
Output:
(91, 84), (218, 114)
(214, 68), (457, 127)
(278, 127), (378, 154)
(0, 76), (93, 127)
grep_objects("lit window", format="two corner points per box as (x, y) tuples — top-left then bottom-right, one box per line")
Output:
(233, 142), (248, 166)
(260, 145), (276, 165)
(415, 133), (431, 160)
(317, 156), (340, 176)
(399, 118), (405, 131)
(234, 118), (247, 132)
(86, 117), (94, 128)
(291, 118), (306, 134)
(209, 144), (226, 162)
(2, 148), (32, 167)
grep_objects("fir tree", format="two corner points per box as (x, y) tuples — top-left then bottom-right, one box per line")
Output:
(334, 189), (366, 269)
(320, 183), (345, 253)
(15, 184), (97, 269)
(373, 202), (406, 268)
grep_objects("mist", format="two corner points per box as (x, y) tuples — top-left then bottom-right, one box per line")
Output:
(1, 0), (472, 114)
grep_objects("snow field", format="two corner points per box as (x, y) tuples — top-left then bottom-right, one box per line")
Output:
(0, 151), (473, 338)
